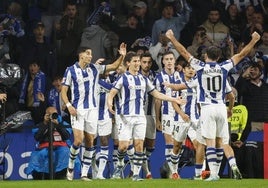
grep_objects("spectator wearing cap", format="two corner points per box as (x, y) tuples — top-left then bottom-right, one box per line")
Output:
(18, 60), (48, 124)
(18, 21), (57, 80)
(132, 1), (154, 36)
(151, 1), (191, 46)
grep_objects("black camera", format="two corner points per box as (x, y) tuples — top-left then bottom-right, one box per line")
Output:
(50, 112), (58, 120)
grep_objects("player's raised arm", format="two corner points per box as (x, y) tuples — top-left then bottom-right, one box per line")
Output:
(232, 31), (261, 65)
(106, 43), (127, 72)
(165, 29), (192, 62)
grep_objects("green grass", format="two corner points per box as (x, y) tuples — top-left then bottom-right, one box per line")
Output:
(0, 179), (267, 188)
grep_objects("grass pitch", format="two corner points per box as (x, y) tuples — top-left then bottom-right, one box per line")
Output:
(0, 179), (267, 188)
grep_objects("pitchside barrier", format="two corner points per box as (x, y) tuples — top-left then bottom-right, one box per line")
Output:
(0, 121), (266, 180)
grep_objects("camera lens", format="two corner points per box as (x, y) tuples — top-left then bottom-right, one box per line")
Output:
(51, 112), (58, 119)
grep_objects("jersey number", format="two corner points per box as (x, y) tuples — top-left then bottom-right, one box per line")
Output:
(206, 76), (222, 92)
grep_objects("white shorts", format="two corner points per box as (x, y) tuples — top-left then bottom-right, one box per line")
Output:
(97, 118), (112, 136)
(173, 121), (190, 142)
(145, 115), (156, 139)
(71, 108), (98, 134)
(117, 115), (146, 141)
(196, 124), (206, 145)
(200, 104), (229, 140)
(161, 114), (175, 135)
(187, 124), (197, 142)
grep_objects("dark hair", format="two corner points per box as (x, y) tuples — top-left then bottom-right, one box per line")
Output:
(123, 51), (139, 66)
(77, 46), (90, 55)
(140, 52), (152, 60)
(251, 62), (263, 72)
(206, 46), (222, 61)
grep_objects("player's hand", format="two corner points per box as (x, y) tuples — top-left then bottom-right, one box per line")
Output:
(67, 105), (77, 116)
(108, 103), (115, 115)
(232, 140), (243, 148)
(156, 119), (162, 131)
(174, 96), (186, 105)
(118, 42), (127, 56)
(165, 29), (174, 40)
(162, 82), (172, 88)
(251, 31), (261, 42)
(227, 108), (233, 118)
(95, 58), (105, 64)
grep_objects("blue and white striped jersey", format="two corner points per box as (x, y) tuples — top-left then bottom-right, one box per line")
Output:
(62, 62), (105, 110)
(154, 70), (182, 115)
(141, 70), (157, 116)
(189, 57), (234, 105)
(98, 76), (113, 120)
(175, 77), (199, 122)
(113, 71), (155, 116)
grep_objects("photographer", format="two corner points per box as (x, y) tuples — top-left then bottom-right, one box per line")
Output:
(26, 106), (71, 180)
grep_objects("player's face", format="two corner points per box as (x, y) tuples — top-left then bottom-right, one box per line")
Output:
(140, 57), (152, 73)
(128, 56), (140, 73)
(183, 66), (196, 79)
(80, 49), (92, 64)
(162, 53), (175, 71)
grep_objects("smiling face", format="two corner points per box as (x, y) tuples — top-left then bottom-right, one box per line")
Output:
(183, 65), (196, 79)
(79, 49), (92, 65)
(128, 55), (141, 74)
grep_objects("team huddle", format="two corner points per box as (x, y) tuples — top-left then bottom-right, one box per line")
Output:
(61, 30), (261, 181)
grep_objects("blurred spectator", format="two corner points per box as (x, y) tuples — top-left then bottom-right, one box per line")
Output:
(151, 1), (191, 46)
(76, 0), (96, 26)
(116, 13), (143, 52)
(132, 1), (154, 36)
(80, 13), (116, 65)
(37, 0), (65, 44)
(200, 7), (230, 47)
(241, 11), (266, 45)
(186, 26), (213, 59)
(256, 29), (268, 55)
(19, 21), (57, 79)
(241, 4), (256, 27)
(224, 0), (262, 12)
(234, 62), (267, 178)
(222, 4), (246, 46)
(0, 2), (25, 64)
(235, 63), (268, 140)
(18, 60), (48, 124)
(149, 31), (179, 72)
(56, 1), (84, 76)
